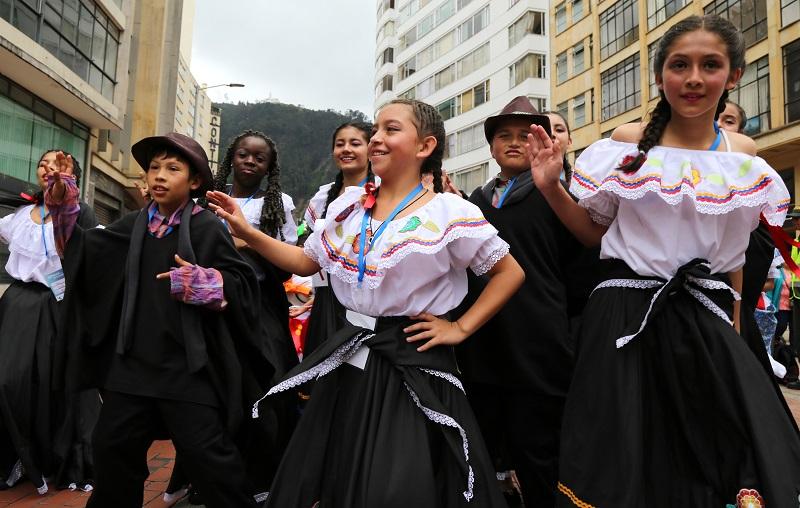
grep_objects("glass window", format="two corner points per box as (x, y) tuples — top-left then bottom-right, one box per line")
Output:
(784, 40), (800, 123)
(729, 56), (769, 135)
(509, 10), (545, 47)
(452, 163), (488, 193)
(459, 6), (490, 43)
(509, 53), (546, 87)
(457, 43), (489, 78)
(601, 54), (641, 120)
(557, 52), (568, 84)
(572, 0), (584, 21)
(704, 0), (767, 47)
(438, 98), (456, 121)
(573, 94), (586, 127)
(77, 2), (93, 55)
(13, 1), (38, 40)
(648, 39), (660, 101)
(0, 0), (11, 21)
(573, 42), (585, 75)
(61, 0), (79, 42)
(40, 22), (60, 57)
(783, 0), (800, 26)
(599, 0), (638, 60)
(647, 0), (688, 30)
(434, 64), (455, 89)
(555, 3), (567, 33)
(528, 96), (547, 112)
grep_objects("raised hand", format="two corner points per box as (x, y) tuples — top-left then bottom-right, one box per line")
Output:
(527, 124), (564, 191)
(404, 313), (469, 352)
(47, 152), (73, 204)
(206, 190), (253, 239)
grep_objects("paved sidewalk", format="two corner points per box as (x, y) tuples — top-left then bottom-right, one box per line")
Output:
(2, 388), (800, 507)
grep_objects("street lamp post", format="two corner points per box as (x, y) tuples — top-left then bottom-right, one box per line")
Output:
(192, 82), (244, 140)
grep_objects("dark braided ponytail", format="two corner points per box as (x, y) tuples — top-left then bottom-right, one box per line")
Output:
(211, 130), (287, 239)
(388, 98), (445, 193)
(322, 121), (374, 218)
(618, 14), (745, 173)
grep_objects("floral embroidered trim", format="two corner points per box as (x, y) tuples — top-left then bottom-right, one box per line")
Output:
(557, 482), (596, 508)
(421, 368), (465, 393)
(252, 331), (374, 418)
(593, 279), (663, 293)
(403, 382), (474, 502)
(472, 243), (510, 276)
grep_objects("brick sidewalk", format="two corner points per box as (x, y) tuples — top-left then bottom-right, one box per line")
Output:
(3, 389), (800, 507)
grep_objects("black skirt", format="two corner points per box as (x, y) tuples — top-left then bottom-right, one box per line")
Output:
(0, 281), (58, 489)
(557, 261), (800, 507)
(303, 282), (346, 357)
(262, 318), (508, 508)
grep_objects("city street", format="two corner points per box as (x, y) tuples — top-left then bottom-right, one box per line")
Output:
(2, 387), (800, 507)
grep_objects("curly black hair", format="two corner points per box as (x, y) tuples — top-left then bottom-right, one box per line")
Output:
(322, 121), (375, 218)
(211, 130), (286, 240)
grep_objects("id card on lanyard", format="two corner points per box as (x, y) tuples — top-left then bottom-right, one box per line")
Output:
(40, 204), (66, 301)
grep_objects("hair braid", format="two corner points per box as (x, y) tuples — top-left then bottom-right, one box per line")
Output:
(618, 95), (672, 173)
(387, 99), (446, 193)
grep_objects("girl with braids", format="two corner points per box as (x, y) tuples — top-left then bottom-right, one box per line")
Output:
(527, 15), (800, 506)
(208, 98), (523, 507)
(0, 150), (98, 494)
(302, 121), (376, 356)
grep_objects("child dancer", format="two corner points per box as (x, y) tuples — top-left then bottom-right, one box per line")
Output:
(209, 98), (524, 507)
(46, 133), (262, 508)
(528, 15), (800, 506)
(302, 121), (375, 356)
(0, 150), (97, 494)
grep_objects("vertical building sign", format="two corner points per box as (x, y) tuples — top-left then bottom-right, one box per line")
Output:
(209, 106), (222, 174)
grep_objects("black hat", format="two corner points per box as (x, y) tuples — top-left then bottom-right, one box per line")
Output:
(132, 132), (213, 198)
(484, 96), (551, 143)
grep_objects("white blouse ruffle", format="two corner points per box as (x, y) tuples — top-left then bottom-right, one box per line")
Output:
(570, 139), (791, 279)
(304, 182), (334, 228)
(303, 186), (509, 317)
(0, 204), (63, 286)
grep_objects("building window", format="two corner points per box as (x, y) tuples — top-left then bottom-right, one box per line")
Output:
(573, 94), (587, 127)
(377, 0), (395, 19)
(509, 53), (547, 87)
(447, 123), (484, 158)
(647, 0), (688, 30)
(572, 42), (585, 75)
(556, 101), (569, 123)
(508, 10), (545, 48)
(556, 52), (568, 84)
(437, 98), (456, 121)
(601, 54), (641, 121)
(728, 56), (770, 135)
(452, 163), (488, 193)
(599, 0), (639, 60)
(704, 0), (767, 47)
(648, 39), (660, 101)
(784, 40), (800, 123)
(457, 43), (490, 78)
(0, 0), (120, 101)
(457, 80), (490, 115)
(528, 96), (548, 112)
(377, 20), (395, 40)
(783, 0), (800, 26)
(555, 3), (567, 33)
(458, 5), (489, 43)
(572, 0), (585, 22)
(434, 64), (455, 90)
(378, 47), (394, 66)
(378, 75), (393, 94)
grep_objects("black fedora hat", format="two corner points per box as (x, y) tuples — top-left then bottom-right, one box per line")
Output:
(132, 132), (213, 198)
(484, 96), (551, 143)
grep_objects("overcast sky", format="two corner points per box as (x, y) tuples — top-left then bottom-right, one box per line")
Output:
(190, 0), (376, 115)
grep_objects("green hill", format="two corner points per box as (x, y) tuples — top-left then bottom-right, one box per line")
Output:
(215, 101), (370, 216)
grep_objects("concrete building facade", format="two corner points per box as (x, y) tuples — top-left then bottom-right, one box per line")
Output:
(551, 0), (800, 201)
(374, 0), (552, 192)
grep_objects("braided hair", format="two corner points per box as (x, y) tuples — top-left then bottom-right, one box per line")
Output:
(34, 149), (83, 203)
(212, 130), (287, 240)
(618, 14), (745, 173)
(387, 98), (446, 193)
(322, 121), (375, 218)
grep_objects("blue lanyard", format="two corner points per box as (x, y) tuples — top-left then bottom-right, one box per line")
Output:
(40, 204), (49, 257)
(222, 190), (258, 227)
(496, 176), (517, 208)
(357, 183), (423, 286)
(708, 122), (722, 151)
(358, 176), (368, 186)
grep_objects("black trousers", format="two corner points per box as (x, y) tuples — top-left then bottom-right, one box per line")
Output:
(465, 383), (564, 508)
(85, 391), (257, 508)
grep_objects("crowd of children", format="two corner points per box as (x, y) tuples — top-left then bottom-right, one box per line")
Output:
(1, 13), (800, 508)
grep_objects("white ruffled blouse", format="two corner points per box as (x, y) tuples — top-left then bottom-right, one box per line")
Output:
(303, 182), (334, 228)
(236, 192), (298, 245)
(571, 138), (790, 279)
(0, 204), (63, 286)
(303, 186), (509, 317)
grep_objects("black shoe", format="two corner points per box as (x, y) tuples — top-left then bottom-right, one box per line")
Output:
(786, 380), (800, 389)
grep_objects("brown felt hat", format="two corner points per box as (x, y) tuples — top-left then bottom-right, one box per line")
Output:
(484, 96), (551, 143)
(131, 132), (213, 198)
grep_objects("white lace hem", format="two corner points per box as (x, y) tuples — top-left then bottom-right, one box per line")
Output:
(471, 243), (510, 276)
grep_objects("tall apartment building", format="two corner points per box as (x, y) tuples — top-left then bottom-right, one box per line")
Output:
(552, 0), (800, 200)
(375, 0), (551, 191)
(173, 55), (213, 154)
